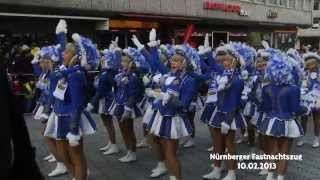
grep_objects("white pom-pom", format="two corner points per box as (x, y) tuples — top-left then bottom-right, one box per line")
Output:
(142, 75), (151, 86)
(56, 19), (67, 34)
(72, 33), (82, 43)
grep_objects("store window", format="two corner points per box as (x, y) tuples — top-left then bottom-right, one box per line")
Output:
(280, 0), (287, 6)
(289, 0), (295, 8)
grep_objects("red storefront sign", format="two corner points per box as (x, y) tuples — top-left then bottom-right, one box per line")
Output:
(203, 0), (241, 13)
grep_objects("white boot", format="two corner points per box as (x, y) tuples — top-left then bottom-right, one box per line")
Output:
(206, 146), (214, 152)
(43, 154), (53, 161)
(150, 162), (167, 178)
(103, 144), (120, 155)
(169, 176), (177, 180)
(258, 169), (268, 175)
(222, 170), (236, 180)
(179, 137), (187, 145)
(99, 141), (111, 151)
(312, 136), (320, 148)
(183, 138), (195, 148)
(202, 166), (221, 179)
(137, 137), (149, 148)
(296, 137), (304, 147)
(249, 147), (258, 155)
(118, 151), (130, 162)
(119, 151), (137, 163)
(48, 156), (56, 163)
(48, 162), (67, 177)
(277, 175), (284, 180)
(266, 172), (275, 180)
(151, 161), (166, 172)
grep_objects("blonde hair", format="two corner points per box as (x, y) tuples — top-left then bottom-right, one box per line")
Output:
(122, 56), (136, 71)
(65, 43), (77, 56)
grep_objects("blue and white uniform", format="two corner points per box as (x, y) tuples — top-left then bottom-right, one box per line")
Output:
(208, 70), (246, 130)
(258, 84), (305, 138)
(90, 69), (116, 115)
(258, 51), (307, 138)
(149, 72), (196, 139)
(111, 71), (144, 121)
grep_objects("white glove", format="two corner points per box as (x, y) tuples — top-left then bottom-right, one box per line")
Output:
(152, 74), (162, 84)
(122, 77), (129, 84)
(145, 88), (154, 98)
(131, 35), (144, 50)
(66, 133), (81, 147)
(162, 92), (171, 105)
(149, 28), (156, 42)
(111, 36), (119, 48)
(204, 33), (210, 49)
(241, 70), (249, 80)
(310, 72), (318, 80)
(109, 37), (119, 52)
(217, 76), (228, 91)
(221, 122), (230, 135)
(147, 29), (160, 47)
(86, 103), (94, 112)
(56, 19), (67, 34)
(241, 86), (251, 100)
(143, 75), (151, 86)
(31, 57), (39, 64)
(198, 33), (211, 55)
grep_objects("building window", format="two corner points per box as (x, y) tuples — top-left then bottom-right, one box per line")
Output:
(304, 0), (311, 10)
(255, 0), (266, 3)
(297, 0), (303, 9)
(315, 0), (320, 10)
(268, 0), (278, 5)
(314, 17), (320, 24)
(280, 0), (287, 6)
(289, 0), (295, 8)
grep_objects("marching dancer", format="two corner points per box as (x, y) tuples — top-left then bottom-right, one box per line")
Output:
(32, 19), (69, 177)
(202, 43), (246, 180)
(148, 50), (197, 180)
(111, 53), (145, 163)
(131, 30), (171, 177)
(258, 51), (308, 180)
(86, 39), (121, 155)
(50, 32), (98, 180)
(298, 52), (320, 147)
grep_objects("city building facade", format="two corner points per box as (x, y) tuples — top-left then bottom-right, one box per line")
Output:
(0, 0), (313, 49)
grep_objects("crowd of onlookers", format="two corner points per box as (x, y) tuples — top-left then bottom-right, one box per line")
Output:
(0, 35), (54, 113)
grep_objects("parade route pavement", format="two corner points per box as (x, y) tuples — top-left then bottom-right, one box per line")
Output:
(25, 114), (320, 180)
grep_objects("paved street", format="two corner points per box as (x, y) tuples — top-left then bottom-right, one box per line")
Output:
(25, 114), (320, 180)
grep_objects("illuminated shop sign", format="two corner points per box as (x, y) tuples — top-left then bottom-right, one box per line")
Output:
(203, 0), (248, 16)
